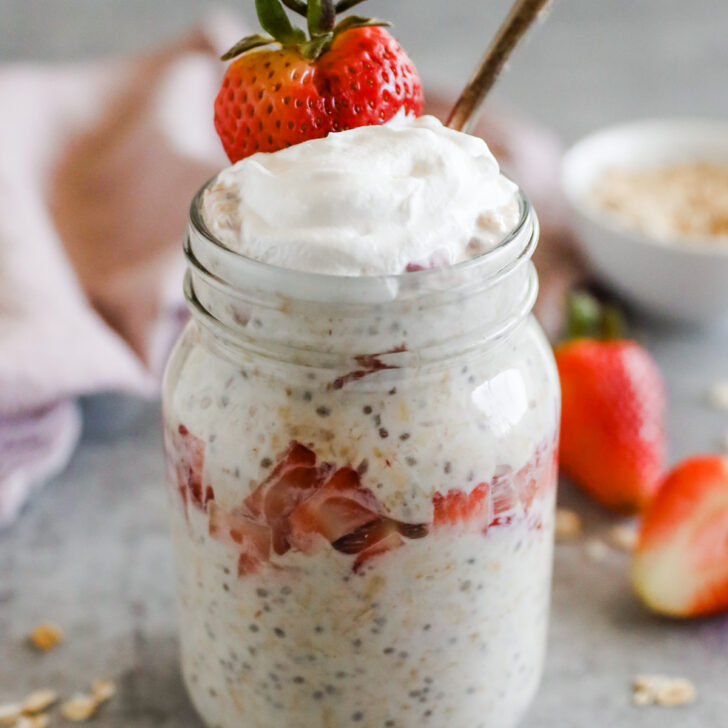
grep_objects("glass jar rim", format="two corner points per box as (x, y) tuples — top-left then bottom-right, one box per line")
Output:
(187, 176), (536, 305)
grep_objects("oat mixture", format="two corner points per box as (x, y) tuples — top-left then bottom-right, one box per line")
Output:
(591, 162), (728, 245)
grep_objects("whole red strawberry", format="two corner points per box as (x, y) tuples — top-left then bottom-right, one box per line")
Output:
(215, 0), (424, 162)
(555, 293), (666, 513)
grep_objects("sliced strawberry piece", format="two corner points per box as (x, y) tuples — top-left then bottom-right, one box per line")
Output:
(491, 470), (519, 522)
(173, 424), (206, 511)
(288, 467), (382, 549)
(332, 518), (397, 554)
(245, 441), (320, 518)
(432, 482), (490, 528)
(632, 455), (728, 617)
(207, 440), (427, 575)
(353, 532), (405, 573)
(514, 444), (559, 512)
(246, 442), (334, 554)
(209, 502), (271, 575)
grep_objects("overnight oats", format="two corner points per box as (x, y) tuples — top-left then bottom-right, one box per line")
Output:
(162, 115), (560, 728)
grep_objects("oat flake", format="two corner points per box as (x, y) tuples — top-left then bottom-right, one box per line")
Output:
(60, 694), (97, 722)
(21, 690), (57, 715)
(27, 624), (63, 652)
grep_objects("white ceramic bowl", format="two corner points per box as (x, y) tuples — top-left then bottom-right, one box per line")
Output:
(561, 119), (728, 323)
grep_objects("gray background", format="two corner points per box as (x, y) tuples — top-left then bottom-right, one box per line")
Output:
(1, 1), (728, 727)
(2, 0), (728, 141)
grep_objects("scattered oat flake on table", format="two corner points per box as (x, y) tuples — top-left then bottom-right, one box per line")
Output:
(90, 679), (116, 703)
(633, 675), (697, 707)
(21, 690), (57, 715)
(27, 623), (63, 651)
(707, 380), (728, 410)
(555, 508), (583, 541)
(17, 715), (50, 728)
(61, 694), (98, 722)
(609, 523), (638, 551)
(0, 703), (22, 725)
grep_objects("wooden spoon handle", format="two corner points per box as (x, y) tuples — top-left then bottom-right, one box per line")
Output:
(447, 0), (552, 133)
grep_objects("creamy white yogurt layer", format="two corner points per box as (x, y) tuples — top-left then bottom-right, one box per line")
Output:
(172, 497), (554, 728)
(202, 114), (520, 276)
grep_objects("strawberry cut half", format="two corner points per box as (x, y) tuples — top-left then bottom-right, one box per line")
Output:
(632, 455), (728, 618)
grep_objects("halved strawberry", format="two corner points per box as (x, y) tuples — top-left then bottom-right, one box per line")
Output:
(632, 455), (728, 617)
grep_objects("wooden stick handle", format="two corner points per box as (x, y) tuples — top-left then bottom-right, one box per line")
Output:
(447, 0), (551, 133)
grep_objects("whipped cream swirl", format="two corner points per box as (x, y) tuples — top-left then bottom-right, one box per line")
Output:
(202, 114), (520, 276)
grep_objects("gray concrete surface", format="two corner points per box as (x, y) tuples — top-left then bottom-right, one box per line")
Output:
(2, 1), (728, 726)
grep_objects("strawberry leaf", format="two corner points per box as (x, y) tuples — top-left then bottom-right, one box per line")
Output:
(308, 0), (336, 36)
(334, 15), (391, 35)
(301, 32), (334, 59)
(335, 0), (369, 11)
(565, 291), (625, 341)
(281, 0), (308, 16)
(220, 34), (276, 61)
(255, 0), (307, 45)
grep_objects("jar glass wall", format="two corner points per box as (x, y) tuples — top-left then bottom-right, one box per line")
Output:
(162, 183), (560, 728)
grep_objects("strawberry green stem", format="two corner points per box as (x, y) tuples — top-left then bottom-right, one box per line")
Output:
(281, 0), (308, 15)
(308, 0), (336, 35)
(335, 0), (369, 11)
(222, 0), (390, 62)
(565, 291), (625, 341)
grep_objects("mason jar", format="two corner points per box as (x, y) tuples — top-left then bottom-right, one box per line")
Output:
(162, 181), (560, 728)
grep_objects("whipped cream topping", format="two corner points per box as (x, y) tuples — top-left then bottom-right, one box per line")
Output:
(202, 114), (520, 276)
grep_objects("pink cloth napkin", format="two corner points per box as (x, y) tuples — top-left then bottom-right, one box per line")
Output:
(0, 15), (244, 527)
(0, 18), (583, 528)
